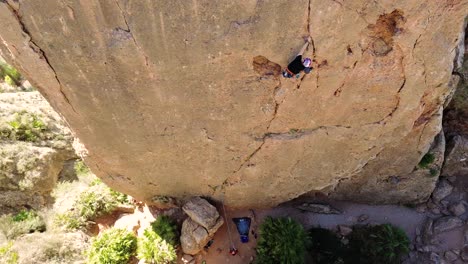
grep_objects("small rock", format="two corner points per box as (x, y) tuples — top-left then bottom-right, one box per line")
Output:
(432, 180), (453, 202)
(427, 201), (438, 209)
(465, 229), (468, 246)
(358, 214), (369, 222)
(445, 176), (457, 183)
(448, 202), (466, 216)
(444, 251), (458, 262)
(430, 252), (440, 263)
(296, 203), (341, 214)
(338, 225), (353, 236)
(442, 135), (468, 177)
(431, 208), (441, 215)
(419, 245), (439, 252)
(441, 200), (449, 207)
(433, 217), (464, 233)
(422, 218), (434, 244)
(441, 208), (451, 216)
(182, 254), (194, 263)
(416, 204), (427, 213)
(416, 235), (422, 244)
(461, 246), (468, 262)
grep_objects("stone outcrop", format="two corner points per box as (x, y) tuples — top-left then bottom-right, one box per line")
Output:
(180, 197), (224, 255)
(0, 1), (466, 207)
(0, 91), (76, 212)
(442, 135), (468, 177)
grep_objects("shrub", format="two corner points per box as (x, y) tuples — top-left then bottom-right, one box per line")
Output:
(151, 215), (179, 247)
(347, 224), (410, 264)
(6, 111), (47, 142)
(88, 228), (137, 264)
(0, 242), (19, 264)
(11, 232), (89, 264)
(307, 227), (346, 264)
(54, 212), (87, 231)
(74, 160), (91, 175)
(418, 152), (435, 169)
(54, 183), (129, 231)
(137, 228), (177, 264)
(0, 210), (46, 239)
(255, 216), (307, 264)
(76, 191), (117, 219)
(0, 62), (21, 86)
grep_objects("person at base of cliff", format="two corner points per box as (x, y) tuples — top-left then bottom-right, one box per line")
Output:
(282, 37), (313, 79)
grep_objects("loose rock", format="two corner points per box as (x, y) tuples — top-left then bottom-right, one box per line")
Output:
(180, 197), (224, 255)
(183, 197), (221, 230)
(461, 246), (468, 262)
(182, 254), (194, 263)
(432, 180), (453, 202)
(358, 214), (369, 222)
(296, 203), (341, 214)
(433, 217), (463, 233)
(338, 225), (353, 236)
(442, 135), (468, 177)
(448, 202), (466, 216)
(444, 251), (458, 262)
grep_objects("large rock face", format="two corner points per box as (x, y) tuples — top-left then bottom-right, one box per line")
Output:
(0, 1), (466, 207)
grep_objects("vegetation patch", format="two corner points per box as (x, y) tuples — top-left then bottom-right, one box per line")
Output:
(54, 178), (129, 231)
(0, 210), (46, 239)
(255, 216), (307, 264)
(3, 111), (48, 142)
(347, 224), (410, 264)
(307, 227), (346, 264)
(87, 228), (137, 264)
(418, 152), (435, 169)
(0, 242), (19, 264)
(74, 160), (91, 176)
(137, 228), (177, 264)
(151, 215), (179, 247)
(0, 62), (22, 87)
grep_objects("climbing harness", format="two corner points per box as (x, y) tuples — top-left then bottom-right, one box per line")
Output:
(221, 200), (238, 256)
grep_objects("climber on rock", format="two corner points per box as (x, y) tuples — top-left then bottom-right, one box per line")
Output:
(282, 37), (313, 79)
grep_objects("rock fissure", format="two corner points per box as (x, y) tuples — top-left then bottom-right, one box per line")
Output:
(331, 146), (385, 192)
(3, 1), (78, 114)
(113, 0), (150, 67)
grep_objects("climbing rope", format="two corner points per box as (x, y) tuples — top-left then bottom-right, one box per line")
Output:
(221, 199), (238, 255)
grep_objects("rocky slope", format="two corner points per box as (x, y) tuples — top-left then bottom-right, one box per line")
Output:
(0, 1), (466, 207)
(0, 91), (76, 212)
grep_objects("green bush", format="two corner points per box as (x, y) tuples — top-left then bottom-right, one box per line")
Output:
(0, 242), (19, 264)
(54, 212), (87, 231)
(55, 182), (129, 231)
(76, 191), (116, 219)
(74, 160), (91, 175)
(308, 227), (346, 264)
(347, 224), (410, 264)
(137, 228), (177, 264)
(88, 228), (137, 264)
(0, 210), (46, 239)
(418, 152), (435, 169)
(255, 216), (307, 264)
(0, 62), (21, 86)
(6, 111), (47, 142)
(151, 215), (179, 247)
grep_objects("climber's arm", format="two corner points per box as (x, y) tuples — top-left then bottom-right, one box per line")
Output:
(297, 37), (311, 56)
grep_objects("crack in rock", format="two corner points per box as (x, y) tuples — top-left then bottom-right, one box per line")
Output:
(3, 1), (78, 114)
(113, 0), (150, 67)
